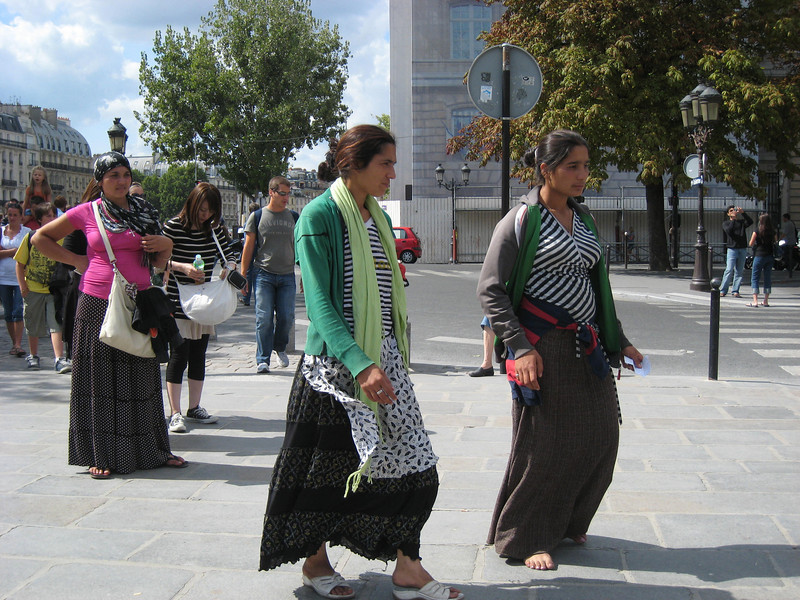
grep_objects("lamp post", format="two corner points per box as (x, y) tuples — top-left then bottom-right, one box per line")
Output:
(679, 84), (722, 292)
(107, 117), (128, 154)
(435, 163), (470, 263)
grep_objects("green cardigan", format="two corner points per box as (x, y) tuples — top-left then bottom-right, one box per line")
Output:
(294, 189), (394, 378)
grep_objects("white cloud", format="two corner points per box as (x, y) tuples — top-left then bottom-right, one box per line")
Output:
(2, 0), (391, 173)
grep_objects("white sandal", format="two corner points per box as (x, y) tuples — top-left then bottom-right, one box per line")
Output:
(392, 580), (464, 600)
(301, 573), (355, 599)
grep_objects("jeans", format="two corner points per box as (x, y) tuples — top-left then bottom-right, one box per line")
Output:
(0, 284), (23, 322)
(254, 269), (295, 365)
(751, 255), (773, 294)
(720, 247), (747, 294)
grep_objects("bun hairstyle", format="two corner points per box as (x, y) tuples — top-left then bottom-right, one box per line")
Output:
(317, 125), (396, 183)
(523, 129), (589, 185)
(317, 137), (339, 183)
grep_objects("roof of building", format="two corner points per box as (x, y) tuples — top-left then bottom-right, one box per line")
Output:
(31, 118), (91, 158)
(0, 113), (24, 134)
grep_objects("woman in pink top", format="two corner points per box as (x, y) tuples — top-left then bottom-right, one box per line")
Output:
(34, 151), (186, 480)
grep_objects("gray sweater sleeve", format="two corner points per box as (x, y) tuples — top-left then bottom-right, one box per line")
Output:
(476, 205), (534, 356)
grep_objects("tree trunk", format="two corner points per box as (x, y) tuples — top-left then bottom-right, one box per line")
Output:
(646, 183), (671, 271)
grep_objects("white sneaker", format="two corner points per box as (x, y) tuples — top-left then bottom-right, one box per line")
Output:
(168, 412), (186, 433)
(257, 362), (270, 374)
(275, 351), (289, 368)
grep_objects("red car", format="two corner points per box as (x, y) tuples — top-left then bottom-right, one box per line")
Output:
(393, 227), (422, 264)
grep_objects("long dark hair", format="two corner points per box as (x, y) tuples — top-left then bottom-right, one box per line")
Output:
(757, 213), (774, 240)
(177, 182), (221, 232)
(523, 129), (589, 185)
(318, 125), (396, 183)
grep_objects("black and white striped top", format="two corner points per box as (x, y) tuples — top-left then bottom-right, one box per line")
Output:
(524, 207), (601, 323)
(343, 218), (394, 335)
(163, 218), (233, 319)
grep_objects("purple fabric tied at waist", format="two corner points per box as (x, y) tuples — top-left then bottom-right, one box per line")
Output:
(507, 296), (610, 407)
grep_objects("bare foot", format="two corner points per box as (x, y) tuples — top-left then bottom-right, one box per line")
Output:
(570, 534), (587, 544)
(525, 551), (555, 570)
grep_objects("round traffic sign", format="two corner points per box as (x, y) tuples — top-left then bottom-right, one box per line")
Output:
(467, 44), (542, 120)
(683, 154), (700, 179)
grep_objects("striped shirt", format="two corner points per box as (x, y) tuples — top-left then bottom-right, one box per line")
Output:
(524, 206), (601, 323)
(343, 218), (394, 335)
(163, 218), (233, 319)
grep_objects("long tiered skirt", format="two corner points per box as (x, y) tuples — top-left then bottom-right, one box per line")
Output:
(68, 293), (173, 474)
(260, 359), (439, 570)
(488, 328), (620, 558)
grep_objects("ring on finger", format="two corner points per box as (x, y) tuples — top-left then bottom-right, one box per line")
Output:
(376, 389), (385, 396)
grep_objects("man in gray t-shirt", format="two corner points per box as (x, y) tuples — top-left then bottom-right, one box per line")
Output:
(241, 176), (297, 373)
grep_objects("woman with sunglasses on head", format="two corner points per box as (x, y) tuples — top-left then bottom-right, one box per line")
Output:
(259, 125), (463, 600)
(478, 129), (642, 571)
(162, 182), (236, 433)
(33, 152), (185, 480)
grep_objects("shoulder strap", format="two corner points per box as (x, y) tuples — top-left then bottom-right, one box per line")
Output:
(92, 200), (117, 265)
(210, 227), (228, 264)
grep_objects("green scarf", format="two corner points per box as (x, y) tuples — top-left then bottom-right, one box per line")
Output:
(330, 178), (410, 493)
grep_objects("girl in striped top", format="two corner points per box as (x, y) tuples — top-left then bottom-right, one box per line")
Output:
(162, 183), (235, 433)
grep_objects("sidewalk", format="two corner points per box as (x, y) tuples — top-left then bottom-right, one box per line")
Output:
(1, 272), (799, 599)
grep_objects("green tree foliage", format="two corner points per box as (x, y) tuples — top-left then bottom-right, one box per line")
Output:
(144, 164), (207, 223)
(375, 113), (391, 131)
(137, 0), (350, 197)
(448, 0), (800, 270)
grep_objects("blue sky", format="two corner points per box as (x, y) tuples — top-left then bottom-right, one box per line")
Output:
(0, 0), (390, 170)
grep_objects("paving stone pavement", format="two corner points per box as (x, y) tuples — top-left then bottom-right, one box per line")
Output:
(1, 269), (799, 600)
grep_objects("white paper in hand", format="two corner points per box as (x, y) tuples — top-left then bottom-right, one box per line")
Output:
(623, 355), (651, 376)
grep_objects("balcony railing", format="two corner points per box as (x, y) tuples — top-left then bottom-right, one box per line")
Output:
(0, 138), (27, 150)
(40, 161), (93, 175)
(1, 179), (18, 187)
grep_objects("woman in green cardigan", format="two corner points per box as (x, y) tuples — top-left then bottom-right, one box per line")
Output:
(260, 125), (463, 600)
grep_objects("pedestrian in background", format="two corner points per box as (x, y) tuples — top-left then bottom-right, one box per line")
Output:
(748, 213), (776, 307)
(468, 315), (495, 377)
(780, 213), (797, 275)
(162, 182), (235, 433)
(478, 129), (642, 571)
(22, 166), (52, 228)
(719, 205), (753, 297)
(260, 125), (463, 600)
(240, 176), (297, 374)
(1, 201), (30, 356)
(14, 202), (70, 373)
(239, 201), (260, 307)
(33, 151), (185, 480)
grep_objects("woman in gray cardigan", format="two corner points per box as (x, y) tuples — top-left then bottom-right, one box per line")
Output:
(478, 130), (642, 571)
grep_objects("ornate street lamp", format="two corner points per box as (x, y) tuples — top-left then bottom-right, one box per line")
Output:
(679, 84), (722, 292)
(107, 117), (128, 154)
(435, 163), (471, 263)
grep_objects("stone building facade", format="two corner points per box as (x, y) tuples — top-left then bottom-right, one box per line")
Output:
(0, 104), (93, 205)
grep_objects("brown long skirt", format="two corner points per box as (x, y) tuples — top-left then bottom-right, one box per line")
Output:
(488, 328), (619, 558)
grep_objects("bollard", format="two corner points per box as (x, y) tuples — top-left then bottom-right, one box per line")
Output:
(605, 244), (611, 277)
(708, 277), (721, 380)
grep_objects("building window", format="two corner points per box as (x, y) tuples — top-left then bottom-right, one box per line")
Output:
(452, 108), (478, 137)
(450, 4), (491, 60)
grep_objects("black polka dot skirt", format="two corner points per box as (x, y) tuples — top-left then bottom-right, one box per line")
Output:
(68, 293), (173, 474)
